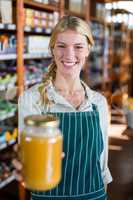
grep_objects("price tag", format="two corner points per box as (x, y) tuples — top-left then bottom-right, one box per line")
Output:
(24, 26), (31, 32)
(0, 23), (4, 29)
(45, 28), (52, 34)
(7, 24), (16, 30)
(35, 27), (42, 33)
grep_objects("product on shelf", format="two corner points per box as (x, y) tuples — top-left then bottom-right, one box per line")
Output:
(25, 35), (50, 54)
(24, 8), (59, 31)
(0, 149), (16, 189)
(87, 20), (107, 90)
(0, 100), (17, 121)
(0, 128), (17, 150)
(0, 0), (12, 24)
(0, 74), (16, 91)
(0, 34), (16, 54)
(24, 59), (51, 86)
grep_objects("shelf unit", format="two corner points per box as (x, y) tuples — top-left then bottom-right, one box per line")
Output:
(0, 0), (132, 199)
(0, 1), (65, 200)
(16, 0), (65, 95)
(108, 9), (132, 107)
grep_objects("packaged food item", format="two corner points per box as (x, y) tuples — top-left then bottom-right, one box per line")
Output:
(20, 114), (63, 191)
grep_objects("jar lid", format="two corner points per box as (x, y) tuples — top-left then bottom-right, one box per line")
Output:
(24, 114), (59, 127)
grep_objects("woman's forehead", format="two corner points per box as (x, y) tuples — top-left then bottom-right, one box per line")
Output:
(55, 29), (87, 44)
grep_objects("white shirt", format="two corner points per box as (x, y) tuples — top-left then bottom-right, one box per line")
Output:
(18, 80), (112, 185)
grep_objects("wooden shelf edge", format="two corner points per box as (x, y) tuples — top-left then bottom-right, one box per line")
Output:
(0, 53), (52, 60)
(24, 0), (59, 12)
(0, 175), (16, 189)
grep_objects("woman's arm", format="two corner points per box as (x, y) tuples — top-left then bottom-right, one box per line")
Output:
(98, 96), (113, 187)
(18, 86), (42, 134)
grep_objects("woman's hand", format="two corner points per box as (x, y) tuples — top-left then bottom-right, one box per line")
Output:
(12, 144), (65, 182)
(12, 144), (23, 182)
(12, 158), (23, 182)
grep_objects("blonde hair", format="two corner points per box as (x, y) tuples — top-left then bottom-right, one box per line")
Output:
(39, 15), (94, 105)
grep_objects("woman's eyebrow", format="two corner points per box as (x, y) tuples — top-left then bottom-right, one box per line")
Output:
(74, 43), (86, 45)
(56, 41), (86, 45)
(56, 41), (65, 44)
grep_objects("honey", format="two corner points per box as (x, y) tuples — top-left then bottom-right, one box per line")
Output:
(20, 114), (63, 191)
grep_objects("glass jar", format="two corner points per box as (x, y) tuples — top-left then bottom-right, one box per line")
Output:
(20, 114), (63, 191)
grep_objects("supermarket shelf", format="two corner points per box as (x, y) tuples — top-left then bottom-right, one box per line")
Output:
(0, 23), (16, 31)
(0, 175), (16, 189)
(0, 53), (51, 60)
(24, 52), (51, 59)
(24, 25), (52, 34)
(0, 54), (16, 60)
(0, 23), (52, 34)
(0, 139), (16, 151)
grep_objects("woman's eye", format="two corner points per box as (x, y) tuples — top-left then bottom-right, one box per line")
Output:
(75, 46), (83, 49)
(57, 45), (65, 48)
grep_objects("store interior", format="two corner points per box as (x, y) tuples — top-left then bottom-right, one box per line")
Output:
(0, 0), (133, 200)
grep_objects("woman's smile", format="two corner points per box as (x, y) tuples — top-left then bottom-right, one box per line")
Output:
(62, 61), (78, 68)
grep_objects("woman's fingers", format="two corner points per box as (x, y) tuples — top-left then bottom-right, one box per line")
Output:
(13, 170), (23, 182)
(12, 159), (23, 182)
(13, 143), (19, 152)
(61, 152), (65, 158)
(12, 159), (22, 171)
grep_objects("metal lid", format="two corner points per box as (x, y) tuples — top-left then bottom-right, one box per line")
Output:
(24, 114), (59, 128)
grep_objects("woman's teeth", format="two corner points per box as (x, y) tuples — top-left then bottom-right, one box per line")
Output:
(63, 62), (76, 66)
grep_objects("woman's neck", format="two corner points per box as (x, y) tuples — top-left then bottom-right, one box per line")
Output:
(54, 73), (82, 93)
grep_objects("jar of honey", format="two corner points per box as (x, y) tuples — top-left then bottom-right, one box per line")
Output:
(20, 114), (63, 191)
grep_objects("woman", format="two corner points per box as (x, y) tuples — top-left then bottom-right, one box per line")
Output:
(17, 15), (112, 199)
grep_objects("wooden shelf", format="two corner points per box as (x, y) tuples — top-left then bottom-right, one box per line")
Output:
(0, 53), (51, 60)
(23, 0), (59, 12)
(0, 24), (52, 35)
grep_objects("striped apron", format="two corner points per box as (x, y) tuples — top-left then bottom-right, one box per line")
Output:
(31, 104), (107, 200)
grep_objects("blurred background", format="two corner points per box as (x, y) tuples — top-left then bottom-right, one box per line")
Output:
(0, 0), (133, 200)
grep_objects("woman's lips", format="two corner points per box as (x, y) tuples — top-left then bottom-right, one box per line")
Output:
(62, 61), (77, 68)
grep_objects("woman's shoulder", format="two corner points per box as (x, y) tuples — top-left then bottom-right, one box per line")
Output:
(82, 81), (107, 107)
(90, 89), (107, 106)
(18, 83), (41, 103)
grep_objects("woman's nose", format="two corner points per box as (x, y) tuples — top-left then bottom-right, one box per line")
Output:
(64, 46), (76, 58)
